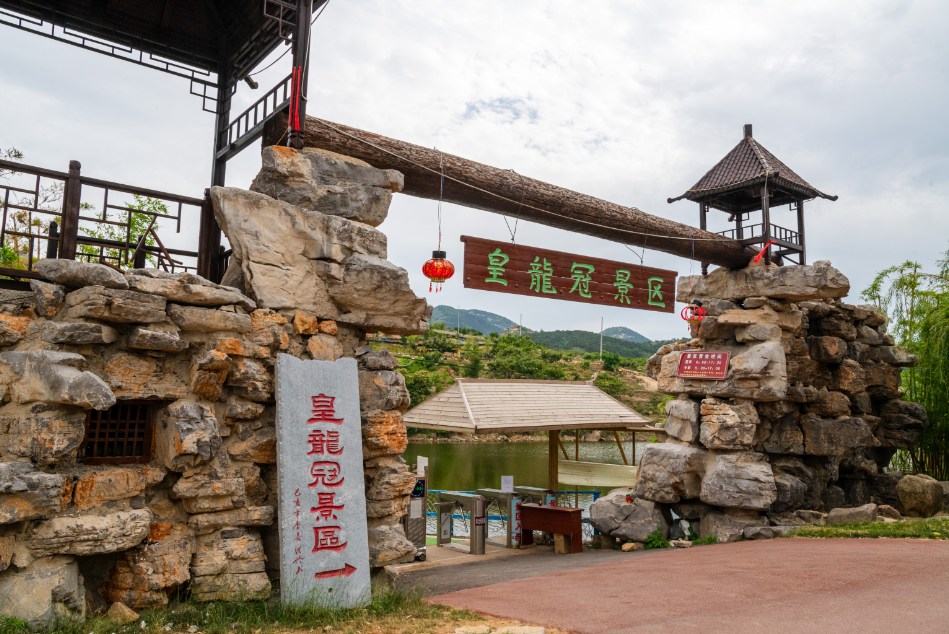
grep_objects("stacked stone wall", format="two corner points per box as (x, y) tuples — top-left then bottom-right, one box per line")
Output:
(593, 260), (932, 543)
(0, 146), (427, 629)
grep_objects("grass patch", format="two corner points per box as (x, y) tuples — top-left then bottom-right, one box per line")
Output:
(785, 518), (949, 540)
(45, 588), (481, 634)
(691, 535), (716, 546)
(1, 617), (31, 634)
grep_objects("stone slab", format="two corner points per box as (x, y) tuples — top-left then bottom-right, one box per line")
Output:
(275, 354), (370, 606)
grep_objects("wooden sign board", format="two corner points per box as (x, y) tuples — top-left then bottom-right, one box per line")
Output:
(676, 351), (731, 380)
(461, 236), (676, 313)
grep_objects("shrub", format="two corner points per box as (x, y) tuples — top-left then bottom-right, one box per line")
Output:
(644, 528), (669, 549)
(692, 535), (716, 546)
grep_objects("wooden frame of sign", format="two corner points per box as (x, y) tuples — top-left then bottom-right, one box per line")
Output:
(460, 236), (676, 313)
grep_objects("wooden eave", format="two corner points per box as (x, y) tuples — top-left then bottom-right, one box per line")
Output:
(402, 378), (653, 435)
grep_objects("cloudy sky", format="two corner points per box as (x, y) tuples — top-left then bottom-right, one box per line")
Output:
(1, 0), (947, 340)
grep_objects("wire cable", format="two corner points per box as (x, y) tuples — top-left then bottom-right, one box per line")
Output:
(249, 0), (332, 77)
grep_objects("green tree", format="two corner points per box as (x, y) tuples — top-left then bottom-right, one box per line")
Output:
(462, 352), (483, 378)
(862, 248), (949, 479)
(601, 351), (622, 372)
(79, 194), (163, 268)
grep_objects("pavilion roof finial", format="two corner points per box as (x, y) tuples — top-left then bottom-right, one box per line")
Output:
(743, 124), (753, 138)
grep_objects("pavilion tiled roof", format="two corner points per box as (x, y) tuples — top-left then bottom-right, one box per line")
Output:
(668, 134), (837, 205)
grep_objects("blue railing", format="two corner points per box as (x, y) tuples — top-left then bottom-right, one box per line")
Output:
(426, 490), (602, 539)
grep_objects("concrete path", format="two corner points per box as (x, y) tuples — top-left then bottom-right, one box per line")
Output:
(397, 545), (636, 595)
(431, 538), (949, 634)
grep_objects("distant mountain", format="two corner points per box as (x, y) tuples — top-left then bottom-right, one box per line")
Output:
(602, 326), (650, 344)
(528, 330), (678, 358)
(431, 305), (517, 335)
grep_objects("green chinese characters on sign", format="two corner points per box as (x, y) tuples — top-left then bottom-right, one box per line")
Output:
(614, 269), (633, 304)
(570, 263), (595, 298)
(529, 256), (556, 294)
(485, 248), (509, 286)
(647, 277), (665, 307)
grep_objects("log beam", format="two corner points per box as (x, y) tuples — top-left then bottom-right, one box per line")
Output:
(263, 113), (758, 269)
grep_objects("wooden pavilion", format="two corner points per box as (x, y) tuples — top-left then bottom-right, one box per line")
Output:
(402, 378), (659, 492)
(667, 124), (838, 269)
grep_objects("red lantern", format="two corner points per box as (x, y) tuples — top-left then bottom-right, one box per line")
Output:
(422, 250), (455, 293)
(681, 303), (706, 334)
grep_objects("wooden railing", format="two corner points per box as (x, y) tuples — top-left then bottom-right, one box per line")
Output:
(0, 158), (220, 288)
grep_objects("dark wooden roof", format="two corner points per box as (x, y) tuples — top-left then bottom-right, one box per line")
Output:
(0, 0), (324, 81)
(668, 130), (838, 213)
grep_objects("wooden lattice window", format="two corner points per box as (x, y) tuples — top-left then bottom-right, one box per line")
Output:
(81, 400), (155, 465)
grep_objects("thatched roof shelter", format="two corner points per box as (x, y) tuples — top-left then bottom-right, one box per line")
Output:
(402, 378), (652, 435)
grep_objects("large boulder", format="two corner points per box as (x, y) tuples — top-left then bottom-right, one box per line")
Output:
(826, 503), (878, 526)
(367, 524), (416, 567)
(211, 187), (429, 335)
(0, 555), (85, 630)
(125, 268), (256, 309)
(64, 286), (167, 323)
(634, 443), (710, 503)
(868, 471), (903, 512)
(589, 488), (635, 535)
(251, 145), (403, 227)
(172, 472), (247, 514)
(101, 523), (195, 609)
(41, 320), (118, 345)
(657, 342), (787, 402)
(896, 474), (944, 518)
(362, 410), (409, 459)
(70, 465), (166, 511)
(190, 529), (271, 601)
(104, 353), (190, 400)
(0, 350), (115, 410)
(700, 452), (777, 510)
(677, 260), (850, 303)
(27, 509), (153, 556)
(761, 411), (805, 455)
(187, 506), (275, 535)
(358, 370), (411, 412)
(0, 402), (86, 466)
(663, 395), (701, 443)
(877, 400), (929, 449)
(155, 400), (222, 472)
(36, 257), (128, 289)
(611, 498), (669, 542)
(0, 463), (65, 524)
(772, 472), (807, 513)
(799, 415), (878, 456)
(699, 509), (768, 543)
(699, 397), (758, 450)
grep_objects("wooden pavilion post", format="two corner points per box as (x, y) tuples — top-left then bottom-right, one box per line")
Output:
(548, 431), (559, 495)
(761, 184), (771, 265)
(59, 160), (81, 261)
(699, 202), (708, 275)
(796, 199), (806, 264)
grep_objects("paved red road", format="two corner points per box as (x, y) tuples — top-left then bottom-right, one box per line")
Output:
(432, 538), (949, 634)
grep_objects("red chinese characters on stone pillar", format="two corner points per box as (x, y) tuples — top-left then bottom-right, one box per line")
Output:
(308, 395), (344, 424)
(303, 393), (354, 577)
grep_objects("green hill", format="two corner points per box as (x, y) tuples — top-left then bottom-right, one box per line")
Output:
(602, 326), (650, 343)
(528, 330), (677, 358)
(431, 305), (516, 335)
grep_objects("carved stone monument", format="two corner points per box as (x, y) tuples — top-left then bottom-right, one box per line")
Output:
(275, 355), (370, 606)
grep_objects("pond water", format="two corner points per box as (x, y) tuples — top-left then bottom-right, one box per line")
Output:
(403, 439), (650, 493)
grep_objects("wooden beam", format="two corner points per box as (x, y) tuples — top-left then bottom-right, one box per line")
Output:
(548, 431), (559, 493)
(263, 114), (760, 269)
(612, 430), (629, 466)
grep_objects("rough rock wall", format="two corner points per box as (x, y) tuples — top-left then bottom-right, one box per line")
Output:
(0, 146), (427, 629)
(592, 259), (929, 544)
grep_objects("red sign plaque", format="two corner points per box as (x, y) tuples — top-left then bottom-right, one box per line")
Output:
(461, 236), (676, 314)
(676, 351), (730, 380)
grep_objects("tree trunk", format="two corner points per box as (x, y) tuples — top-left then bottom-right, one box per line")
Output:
(263, 113), (757, 269)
